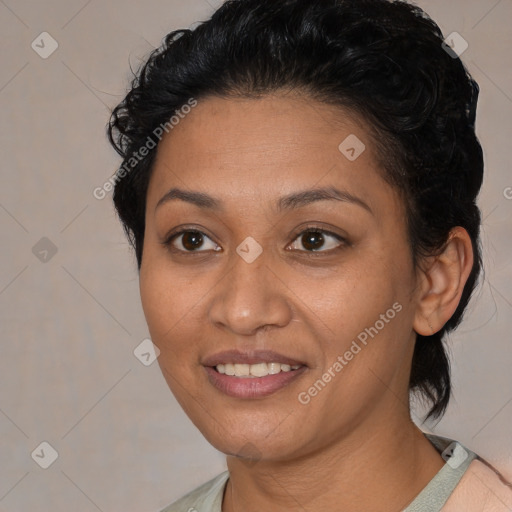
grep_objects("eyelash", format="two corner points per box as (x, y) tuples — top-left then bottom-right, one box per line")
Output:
(162, 224), (348, 256)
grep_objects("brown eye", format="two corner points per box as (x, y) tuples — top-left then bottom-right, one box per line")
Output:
(301, 231), (325, 251)
(289, 228), (345, 252)
(181, 231), (205, 251)
(166, 230), (220, 252)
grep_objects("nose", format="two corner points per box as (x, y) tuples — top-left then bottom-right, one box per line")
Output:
(208, 246), (293, 336)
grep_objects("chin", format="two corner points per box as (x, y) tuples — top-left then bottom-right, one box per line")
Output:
(197, 413), (306, 463)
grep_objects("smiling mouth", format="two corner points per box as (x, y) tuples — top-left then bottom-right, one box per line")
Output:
(213, 362), (303, 377)
(204, 363), (308, 399)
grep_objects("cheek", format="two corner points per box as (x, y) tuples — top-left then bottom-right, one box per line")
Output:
(139, 262), (205, 409)
(295, 279), (412, 432)
(304, 246), (414, 387)
(311, 254), (407, 334)
(139, 259), (169, 339)
(139, 249), (220, 379)
(139, 254), (194, 352)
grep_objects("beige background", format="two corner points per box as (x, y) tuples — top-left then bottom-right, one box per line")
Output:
(0, 0), (511, 510)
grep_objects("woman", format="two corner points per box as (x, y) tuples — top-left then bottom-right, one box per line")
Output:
(107, 0), (512, 510)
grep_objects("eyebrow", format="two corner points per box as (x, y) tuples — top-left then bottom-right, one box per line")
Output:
(155, 186), (373, 215)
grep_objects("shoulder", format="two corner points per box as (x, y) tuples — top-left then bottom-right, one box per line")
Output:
(443, 456), (512, 511)
(416, 433), (512, 512)
(159, 471), (230, 512)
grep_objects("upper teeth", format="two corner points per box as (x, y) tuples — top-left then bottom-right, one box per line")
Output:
(216, 362), (302, 377)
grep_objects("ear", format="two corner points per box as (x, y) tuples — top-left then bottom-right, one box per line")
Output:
(413, 227), (474, 335)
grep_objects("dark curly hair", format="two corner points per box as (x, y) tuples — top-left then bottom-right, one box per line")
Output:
(107, 0), (483, 421)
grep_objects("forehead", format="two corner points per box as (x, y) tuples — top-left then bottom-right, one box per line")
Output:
(147, 94), (399, 216)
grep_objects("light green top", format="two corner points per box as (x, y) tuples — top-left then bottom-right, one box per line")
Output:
(160, 433), (477, 512)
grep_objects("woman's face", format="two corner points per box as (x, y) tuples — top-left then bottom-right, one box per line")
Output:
(140, 93), (422, 461)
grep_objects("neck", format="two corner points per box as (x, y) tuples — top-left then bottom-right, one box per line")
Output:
(222, 412), (444, 512)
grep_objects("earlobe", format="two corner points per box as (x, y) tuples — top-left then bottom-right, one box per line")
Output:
(413, 227), (474, 336)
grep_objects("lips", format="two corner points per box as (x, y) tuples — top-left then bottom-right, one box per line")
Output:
(204, 365), (307, 399)
(201, 349), (308, 399)
(201, 349), (307, 368)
